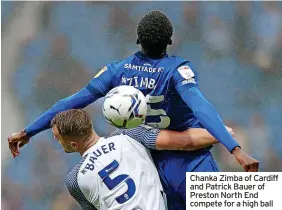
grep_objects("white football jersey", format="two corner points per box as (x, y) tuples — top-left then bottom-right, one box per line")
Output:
(65, 133), (166, 210)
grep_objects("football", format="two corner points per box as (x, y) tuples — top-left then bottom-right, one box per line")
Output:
(102, 86), (147, 129)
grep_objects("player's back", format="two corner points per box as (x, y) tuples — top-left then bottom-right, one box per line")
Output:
(65, 134), (166, 210)
(103, 51), (214, 196)
(110, 51), (203, 132)
(86, 51), (218, 207)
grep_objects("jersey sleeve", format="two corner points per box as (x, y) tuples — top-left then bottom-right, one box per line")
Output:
(172, 62), (199, 94)
(109, 125), (161, 150)
(65, 159), (99, 210)
(173, 62), (240, 153)
(25, 87), (98, 137)
(25, 63), (116, 137)
(86, 63), (115, 97)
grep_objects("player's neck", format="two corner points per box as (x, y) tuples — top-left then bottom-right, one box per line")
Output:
(79, 130), (100, 156)
(141, 49), (167, 59)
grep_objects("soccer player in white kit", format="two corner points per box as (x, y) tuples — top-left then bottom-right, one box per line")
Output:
(51, 109), (166, 210)
(50, 109), (233, 210)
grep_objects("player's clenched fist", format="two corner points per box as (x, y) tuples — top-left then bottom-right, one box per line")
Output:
(232, 147), (259, 172)
(7, 130), (30, 158)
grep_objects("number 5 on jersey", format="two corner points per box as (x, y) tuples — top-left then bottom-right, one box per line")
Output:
(145, 95), (170, 129)
(98, 160), (136, 204)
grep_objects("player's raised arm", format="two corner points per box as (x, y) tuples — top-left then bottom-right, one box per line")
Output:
(172, 63), (239, 152)
(113, 125), (231, 151)
(173, 62), (259, 172)
(8, 65), (113, 158)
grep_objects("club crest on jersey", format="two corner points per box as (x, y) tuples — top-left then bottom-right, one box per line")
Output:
(177, 65), (194, 80)
(94, 66), (107, 78)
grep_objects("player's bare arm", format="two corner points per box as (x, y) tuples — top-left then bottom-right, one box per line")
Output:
(120, 125), (233, 152)
(157, 126), (258, 172)
(155, 127), (232, 151)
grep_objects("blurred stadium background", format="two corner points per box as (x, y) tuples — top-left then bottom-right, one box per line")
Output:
(1, 1), (282, 209)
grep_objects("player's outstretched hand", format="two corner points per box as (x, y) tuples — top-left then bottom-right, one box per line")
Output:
(232, 147), (259, 172)
(8, 130), (30, 158)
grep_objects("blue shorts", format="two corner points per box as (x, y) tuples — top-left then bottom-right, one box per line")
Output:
(151, 150), (219, 210)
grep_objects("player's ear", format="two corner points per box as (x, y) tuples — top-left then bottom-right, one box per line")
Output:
(136, 38), (140, 44)
(71, 142), (78, 150)
(168, 39), (172, 45)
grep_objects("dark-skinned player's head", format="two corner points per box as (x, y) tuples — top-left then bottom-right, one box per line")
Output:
(137, 10), (173, 57)
(51, 109), (93, 153)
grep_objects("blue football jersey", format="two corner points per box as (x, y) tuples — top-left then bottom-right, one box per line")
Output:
(87, 51), (216, 206)
(87, 51), (203, 132)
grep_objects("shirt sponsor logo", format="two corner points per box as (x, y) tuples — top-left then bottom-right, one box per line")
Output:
(124, 63), (164, 73)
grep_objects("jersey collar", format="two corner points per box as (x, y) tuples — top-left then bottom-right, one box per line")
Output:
(135, 51), (168, 60)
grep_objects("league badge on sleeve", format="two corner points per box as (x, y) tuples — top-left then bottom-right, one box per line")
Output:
(177, 65), (194, 80)
(94, 66), (107, 78)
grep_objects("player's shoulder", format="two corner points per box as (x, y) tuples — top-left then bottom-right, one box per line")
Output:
(168, 55), (198, 81)
(65, 157), (88, 197)
(169, 54), (190, 63)
(168, 54), (191, 63)
(107, 54), (136, 70)
(170, 54), (194, 67)
(65, 155), (98, 192)
(104, 132), (128, 148)
(65, 156), (98, 207)
(165, 54), (194, 71)
(65, 157), (86, 188)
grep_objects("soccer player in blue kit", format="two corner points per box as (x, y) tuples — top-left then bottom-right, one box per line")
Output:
(9, 10), (259, 209)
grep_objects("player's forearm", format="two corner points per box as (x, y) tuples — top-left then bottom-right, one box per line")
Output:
(123, 125), (219, 151)
(182, 128), (219, 150)
(24, 87), (97, 137)
(156, 128), (218, 151)
(180, 87), (240, 153)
